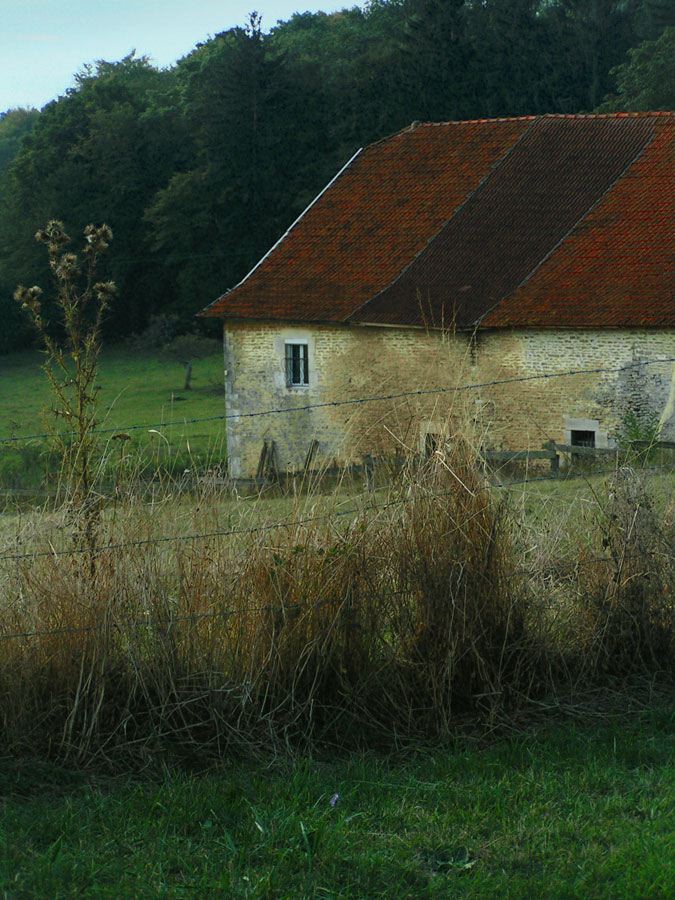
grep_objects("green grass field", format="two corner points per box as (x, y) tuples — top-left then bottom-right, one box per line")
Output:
(1, 347), (673, 492)
(0, 346), (225, 444)
(0, 701), (672, 898)
(0, 347), (227, 487)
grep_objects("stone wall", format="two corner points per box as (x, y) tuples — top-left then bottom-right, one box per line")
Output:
(473, 329), (675, 451)
(222, 321), (675, 478)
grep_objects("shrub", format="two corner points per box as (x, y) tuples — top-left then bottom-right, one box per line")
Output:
(0, 450), (25, 489)
(0, 443), (51, 491)
(573, 468), (674, 678)
(126, 313), (180, 352)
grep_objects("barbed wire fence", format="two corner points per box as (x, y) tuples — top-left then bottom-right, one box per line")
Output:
(0, 544), (666, 644)
(0, 357), (672, 578)
(0, 458), (673, 564)
(1, 357), (673, 446)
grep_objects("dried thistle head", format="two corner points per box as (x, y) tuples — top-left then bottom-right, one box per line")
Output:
(83, 223), (113, 254)
(13, 284), (43, 314)
(53, 252), (80, 281)
(35, 220), (70, 253)
(93, 281), (116, 305)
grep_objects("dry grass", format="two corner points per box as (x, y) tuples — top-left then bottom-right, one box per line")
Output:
(0, 435), (672, 767)
(572, 468), (674, 678)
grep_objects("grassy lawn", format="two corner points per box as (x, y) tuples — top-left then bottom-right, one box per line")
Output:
(498, 469), (675, 536)
(2, 467), (670, 561)
(1, 355), (672, 898)
(0, 703), (672, 898)
(0, 346), (226, 448)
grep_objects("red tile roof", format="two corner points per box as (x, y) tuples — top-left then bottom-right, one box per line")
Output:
(483, 116), (674, 328)
(201, 113), (674, 329)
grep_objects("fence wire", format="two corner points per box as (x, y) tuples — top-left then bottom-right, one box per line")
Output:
(0, 463), (672, 563)
(0, 545), (663, 645)
(1, 356), (673, 445)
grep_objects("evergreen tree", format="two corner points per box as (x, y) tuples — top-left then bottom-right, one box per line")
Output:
(549, 1), (640, 110)
(397, 0), (476, 121)
(633, 0), (675, 40)
(469, 0), (555, 116)
(146, 14), (327, 319)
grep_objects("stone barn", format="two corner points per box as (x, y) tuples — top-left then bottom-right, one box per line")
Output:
(200, 112), (675, 479)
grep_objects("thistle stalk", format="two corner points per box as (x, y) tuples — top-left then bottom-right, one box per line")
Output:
(14, 220), (115, 564)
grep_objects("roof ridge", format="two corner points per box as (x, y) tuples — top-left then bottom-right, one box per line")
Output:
(388, 111), (673, 132)
(367, 111), (672, 150)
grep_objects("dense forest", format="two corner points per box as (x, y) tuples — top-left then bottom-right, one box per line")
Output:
(0, 0), (673, 353)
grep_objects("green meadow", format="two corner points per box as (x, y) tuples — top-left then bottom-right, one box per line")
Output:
(0, 348), (227, 487)
(0, 347), (225, 443)
(0, 349), (673, 898)
(1, 702), (672, 898)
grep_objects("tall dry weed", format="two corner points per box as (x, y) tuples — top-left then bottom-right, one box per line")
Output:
(0, 438), (672, 765)
(572, 468), (674, 678)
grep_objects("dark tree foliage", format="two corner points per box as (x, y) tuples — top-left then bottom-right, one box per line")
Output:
(0, 55), (185, 345)
(145, 14), (325, 319)
(598, 26), (675, 111)
(396, 0), (478, 121)
(0, 109), (41, 350)
(0, 109), (39, 175)
(0, 1), (670, 353)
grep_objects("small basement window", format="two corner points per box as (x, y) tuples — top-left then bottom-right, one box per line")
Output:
(570, 429), (596, 448)
(285, 341), (309, 387)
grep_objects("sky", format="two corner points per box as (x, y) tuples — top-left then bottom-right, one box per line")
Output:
(1, 0), (363, 113)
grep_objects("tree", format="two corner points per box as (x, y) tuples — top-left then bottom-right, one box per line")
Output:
(0, 108), (41, 351)
(548, 1), (640, 110)
(633, 0), (675, 40)
(0, 55), (182, 344)
(0, 108), (39, 175)
(0, 3), (670, 356)
(598, 26), (675, 110)
(397, 0), (476, 121)
(162, 333), (220, 391)
(468, 0), (554, 116)
(145, 13), (324, 322)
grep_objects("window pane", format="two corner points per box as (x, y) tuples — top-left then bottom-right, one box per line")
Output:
(293, 345), (301, 384)
(285, 343), (308, 386)
(571, 429), (595, 447)
(285, 346), (293, 385)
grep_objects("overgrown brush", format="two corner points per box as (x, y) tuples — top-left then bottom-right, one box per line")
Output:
(572, 468), (674, 678)
(0, 442), (672, 766)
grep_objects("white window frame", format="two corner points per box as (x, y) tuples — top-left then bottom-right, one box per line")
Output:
(284, 340), (309, 389)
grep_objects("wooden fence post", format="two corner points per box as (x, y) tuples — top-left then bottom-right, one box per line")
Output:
(543, 441), (559, 478)
(364, 454), (375, 492)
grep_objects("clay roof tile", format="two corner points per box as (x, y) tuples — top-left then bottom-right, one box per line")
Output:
(201, 112), (674, 329)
